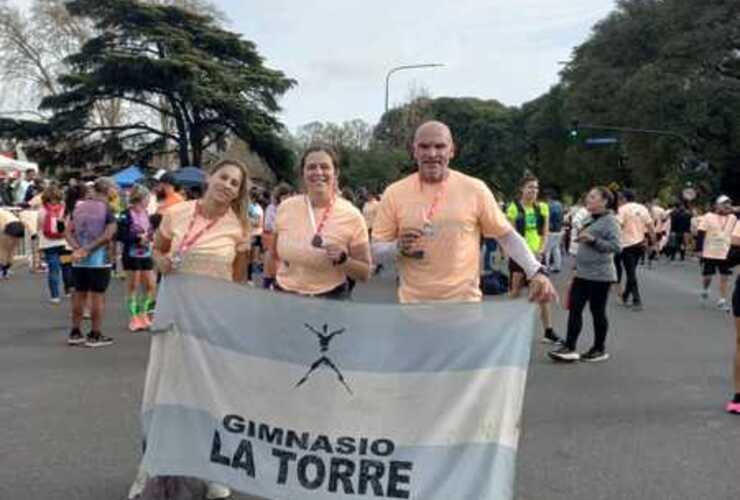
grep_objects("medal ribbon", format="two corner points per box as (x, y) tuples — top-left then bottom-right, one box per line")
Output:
(176, 203), (225, 257)
(306, 194), (336, 241)
(419, 177), (448, 224)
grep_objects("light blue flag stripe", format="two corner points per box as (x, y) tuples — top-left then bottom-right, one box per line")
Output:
(143, 405), (517, 500)
(152, 274), (537, 372)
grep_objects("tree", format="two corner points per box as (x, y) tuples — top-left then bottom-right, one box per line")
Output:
(39, 0), (296, 174)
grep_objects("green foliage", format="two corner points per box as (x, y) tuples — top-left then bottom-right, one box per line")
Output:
(40, 0), (295, 174)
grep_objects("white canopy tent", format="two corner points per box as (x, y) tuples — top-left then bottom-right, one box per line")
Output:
(0, 155), (39, 174)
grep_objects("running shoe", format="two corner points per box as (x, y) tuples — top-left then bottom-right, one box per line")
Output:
(205, 482), (232, 499)
(726, 400), (740, 415)
(541, 330), (564, 345)
(700, 289), (709, 306)
(128, 316), (145, 332)
(548, 346), (579, 362)
(717, 299), (731, 313)
(49, 297), (61, 305)
(85, 333), (114, 348)
(581, 348), (610, 362)
(67, 329), (86, 346)
(631, 302), (644, 311)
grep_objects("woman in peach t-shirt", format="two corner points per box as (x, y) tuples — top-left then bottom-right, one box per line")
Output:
(271, 145), (371, 299)
(130, 160), (251, 500)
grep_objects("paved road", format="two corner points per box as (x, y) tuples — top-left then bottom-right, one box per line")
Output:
(1, 258), (738, 500)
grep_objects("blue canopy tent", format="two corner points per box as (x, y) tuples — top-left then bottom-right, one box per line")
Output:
(111, 165), (145, 188)
(171, 166), (206, 188)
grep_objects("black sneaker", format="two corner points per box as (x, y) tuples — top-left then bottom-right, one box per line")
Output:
(67, 329), (85, 346)
(541, 330), (564, 345)
(85, 332), (114, 348)
(548, 346), (580, 362)
(581, 348), (610, 362)
(631, 303), (644, 311)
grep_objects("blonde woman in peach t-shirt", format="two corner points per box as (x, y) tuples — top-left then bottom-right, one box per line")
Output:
(271, 145), (371, 299)
(130, 160), (251, 500)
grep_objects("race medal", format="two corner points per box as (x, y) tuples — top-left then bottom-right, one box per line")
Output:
(311, 234), (323, 248)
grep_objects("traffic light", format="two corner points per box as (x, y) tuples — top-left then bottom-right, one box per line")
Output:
(568, 120), (579, 141)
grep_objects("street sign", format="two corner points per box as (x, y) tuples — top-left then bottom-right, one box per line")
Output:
(585, 137), (619, 145)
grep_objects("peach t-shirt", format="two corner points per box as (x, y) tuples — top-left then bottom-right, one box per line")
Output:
(617, 202), (653, 248)
(159, 200), (249, 282)
(275, 195), (368, 295)
(373, 170), (512, 304)
(698, 212), (737, 260)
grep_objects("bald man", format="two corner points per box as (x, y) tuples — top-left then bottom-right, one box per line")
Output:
(372, 121), (558, 308)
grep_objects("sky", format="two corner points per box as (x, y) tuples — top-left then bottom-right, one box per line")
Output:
(10, 0), (619, 132)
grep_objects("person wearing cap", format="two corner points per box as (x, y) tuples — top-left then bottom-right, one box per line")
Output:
(697, 195), (737, 312)
(154, 172), (184, 215)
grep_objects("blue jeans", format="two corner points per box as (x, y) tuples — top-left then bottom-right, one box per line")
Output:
(43, 246), (66, 299)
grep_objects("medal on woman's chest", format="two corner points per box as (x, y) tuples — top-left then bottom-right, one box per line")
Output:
(311, 234), (323, 248)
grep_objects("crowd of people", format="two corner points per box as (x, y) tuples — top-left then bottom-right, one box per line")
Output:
(1, 120), (739, 499)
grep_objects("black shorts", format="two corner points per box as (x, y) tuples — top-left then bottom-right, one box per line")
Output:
(73, 267), (111, 293)
(733, 275), (740, 318)
(702, 258), (732, 276)
(252, 235), (263, 251)
(122, 256), (154, 272)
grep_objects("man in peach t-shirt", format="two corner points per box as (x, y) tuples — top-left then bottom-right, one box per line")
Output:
(616, 190), (655, 310)
(697, 195), (737, 311)
(372, 121), (557, 305)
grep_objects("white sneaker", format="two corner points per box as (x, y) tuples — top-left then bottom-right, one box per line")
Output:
(699, 289), (709, 306)
(206, 482), (232, 499)
(50, 297), (61, 304)
(127, 464), (148, 499)
(717, 299), (731, 312)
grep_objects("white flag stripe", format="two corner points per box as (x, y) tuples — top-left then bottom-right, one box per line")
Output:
(149, 331), (527, 450)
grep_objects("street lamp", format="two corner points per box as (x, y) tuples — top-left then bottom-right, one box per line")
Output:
(384, 63), (444, 113)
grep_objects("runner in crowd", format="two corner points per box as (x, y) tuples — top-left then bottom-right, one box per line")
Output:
(246, 187), (265, 284)
(117, 184), (157, 332)
(668, 202), (692, 261)
(271, 145), (371, 299)
(371, 120), (557, 305)
(544, 190), (565, 273)
(129, 159), (252, 500)
(361, 190), (380, 239)
(261, 182), (293, 289)
(154, 173), (184, 215)
(549, 187), (621, 363)
(616, 190), (655, 311)
(0, 207), (26, 279)
(696, 195), (737, 312)
(506, 174), (562, 344)
(647, 198), (668, 267)
(37, 184), (72, 303)
(64, 178), (118, 347)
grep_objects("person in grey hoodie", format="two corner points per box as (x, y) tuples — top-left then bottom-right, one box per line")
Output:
(549, 186), (622, 363)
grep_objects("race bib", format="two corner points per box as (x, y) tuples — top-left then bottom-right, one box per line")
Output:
(705, 233), (731, 259)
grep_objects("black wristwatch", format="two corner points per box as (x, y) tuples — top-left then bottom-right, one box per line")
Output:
(333, 251), (349, 266)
